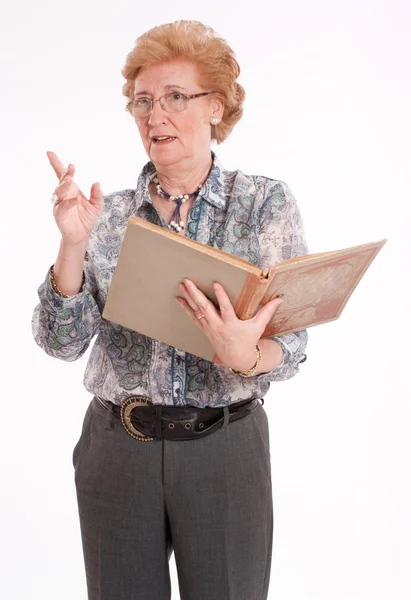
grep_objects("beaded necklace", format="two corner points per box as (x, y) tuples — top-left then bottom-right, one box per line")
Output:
(153, 175), (203, 233)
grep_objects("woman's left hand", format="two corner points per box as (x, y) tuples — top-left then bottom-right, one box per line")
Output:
(176, 279), (283, 372)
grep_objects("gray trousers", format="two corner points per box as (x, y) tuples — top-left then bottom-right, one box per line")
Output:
(72, 396), (273, 600)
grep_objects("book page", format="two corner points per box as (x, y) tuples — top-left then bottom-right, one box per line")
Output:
(261, 243), (385, 337)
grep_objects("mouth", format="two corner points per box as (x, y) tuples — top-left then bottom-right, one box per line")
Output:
(151, 136), (177, 145)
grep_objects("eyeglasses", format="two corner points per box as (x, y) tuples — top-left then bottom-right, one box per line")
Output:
(129, 91), (217, 117)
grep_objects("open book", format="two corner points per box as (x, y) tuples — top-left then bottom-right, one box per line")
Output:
(102, 217), (387, 362)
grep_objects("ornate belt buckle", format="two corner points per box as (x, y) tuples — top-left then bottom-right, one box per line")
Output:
(120, 396), (155, 441)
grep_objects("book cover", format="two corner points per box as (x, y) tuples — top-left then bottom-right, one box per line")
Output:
(102, 217), (387, 362)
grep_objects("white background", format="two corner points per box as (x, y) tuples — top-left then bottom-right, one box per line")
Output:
(1, 0), (410, 598)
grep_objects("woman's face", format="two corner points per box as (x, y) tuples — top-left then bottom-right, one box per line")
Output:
(133, 59), (222, 169)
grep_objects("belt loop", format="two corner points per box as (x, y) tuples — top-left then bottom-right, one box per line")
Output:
(221, 406), (230, 429)
(105, 401), (114, 430)
(155, 406), (162, 439)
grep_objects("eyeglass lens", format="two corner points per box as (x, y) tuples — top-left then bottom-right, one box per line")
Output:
(132, 93), (188, 115)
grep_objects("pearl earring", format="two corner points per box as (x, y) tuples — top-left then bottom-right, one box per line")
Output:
(210, 116), (220, 125)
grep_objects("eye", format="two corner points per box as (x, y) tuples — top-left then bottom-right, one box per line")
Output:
(134, 98), (151, 107)
(169, 92), (184, 101)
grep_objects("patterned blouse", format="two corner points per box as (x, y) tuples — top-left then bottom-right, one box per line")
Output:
(31, 152), (309, 407)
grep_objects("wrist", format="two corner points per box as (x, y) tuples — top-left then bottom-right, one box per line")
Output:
(226, 347), (258, 373)
(253, 338), (284, 375)
(51, 239), (88, 297)
(50, 264), (85, 298)
(228, 345), (262, 377)
(60, 237), (89, 254)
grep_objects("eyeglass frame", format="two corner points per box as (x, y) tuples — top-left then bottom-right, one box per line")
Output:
(128, 91), (218, 116)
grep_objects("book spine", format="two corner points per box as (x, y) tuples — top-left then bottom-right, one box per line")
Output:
(211, 273), (270, 363)
(234, 272), (270, 320)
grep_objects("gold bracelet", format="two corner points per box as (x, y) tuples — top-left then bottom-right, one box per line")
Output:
(50, 264), (85, 298)
(228, 345), (262, 377)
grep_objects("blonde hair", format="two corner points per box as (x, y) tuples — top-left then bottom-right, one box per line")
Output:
(121, 20), (245, 144)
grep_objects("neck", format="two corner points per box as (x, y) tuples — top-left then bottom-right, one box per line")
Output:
(154, 153), (213, 195)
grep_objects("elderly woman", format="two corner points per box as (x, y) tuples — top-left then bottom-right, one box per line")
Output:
(32, 20), (308, 600)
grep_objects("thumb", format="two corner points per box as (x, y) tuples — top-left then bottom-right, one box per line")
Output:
(254, 297), (283, 328)
(89, 182), (104, 210)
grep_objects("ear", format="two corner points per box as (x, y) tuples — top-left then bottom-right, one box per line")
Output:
(210, 95), (225, 120)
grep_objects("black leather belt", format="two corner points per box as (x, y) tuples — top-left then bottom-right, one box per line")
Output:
(96, 395), (261, 442)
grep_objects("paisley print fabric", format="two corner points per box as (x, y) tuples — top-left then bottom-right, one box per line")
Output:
(32, 152), (308, 407)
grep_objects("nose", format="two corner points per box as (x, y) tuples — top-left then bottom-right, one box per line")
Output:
(148, 98), (168, 127)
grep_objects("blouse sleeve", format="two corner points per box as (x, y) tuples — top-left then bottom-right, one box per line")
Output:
(31, 241), (102, 362)
(254, 179), (309, 383)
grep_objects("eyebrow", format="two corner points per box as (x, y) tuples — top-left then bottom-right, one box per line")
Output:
(134, 84), (186, 98)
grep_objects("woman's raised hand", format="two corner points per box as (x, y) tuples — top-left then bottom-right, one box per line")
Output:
(48, 151), (104, 248)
